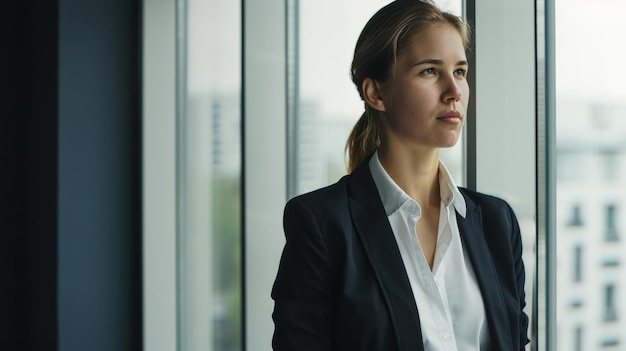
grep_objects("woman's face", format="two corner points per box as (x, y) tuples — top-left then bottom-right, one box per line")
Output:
(378, 23), (469, 151)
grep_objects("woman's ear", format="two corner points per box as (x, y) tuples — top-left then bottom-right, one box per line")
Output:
(362, 78), (386, 112)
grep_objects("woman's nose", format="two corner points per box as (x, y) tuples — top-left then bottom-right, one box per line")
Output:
(442, 75), (462, 102)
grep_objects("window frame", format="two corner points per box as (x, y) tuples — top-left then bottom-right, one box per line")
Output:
(142, 0), (178, 349)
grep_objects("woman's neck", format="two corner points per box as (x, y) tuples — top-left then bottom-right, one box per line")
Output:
(377, 145), (440, 207)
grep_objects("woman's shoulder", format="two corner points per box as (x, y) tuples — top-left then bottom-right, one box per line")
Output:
(286, 175), (351, 213)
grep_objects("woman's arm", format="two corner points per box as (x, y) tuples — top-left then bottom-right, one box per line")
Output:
(506, 202), (530, 350)
(271, 198), (332, 350)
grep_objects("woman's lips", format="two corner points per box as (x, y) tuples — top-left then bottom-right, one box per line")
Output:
(437, 110), (462, 124)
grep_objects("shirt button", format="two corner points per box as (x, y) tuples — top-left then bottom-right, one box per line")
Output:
(442, 333), (451, 340)
(437, 279), (444, 287)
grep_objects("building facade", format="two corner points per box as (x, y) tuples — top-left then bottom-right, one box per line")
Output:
(557, 98), (626, 351)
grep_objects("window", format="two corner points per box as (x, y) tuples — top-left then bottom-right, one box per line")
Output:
(603, 259), (620, 268)
(603, 284), (618, 322)
(570, 299), (583, 308)
(601, 338), (620, 348)
(573, 325), (583, 351)
(568, 205), (584, 227)
(290, 0), (387, 196)
(176, 0), (242, 349)
(573, 245), (582, 282)
(555, 0), (626, 349)
(605, 204), (619, 242)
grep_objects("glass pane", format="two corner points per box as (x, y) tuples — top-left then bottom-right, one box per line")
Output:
(177, 0), (242, 350)
(555, 1), (626, 350)
(291, 0), (464, 197)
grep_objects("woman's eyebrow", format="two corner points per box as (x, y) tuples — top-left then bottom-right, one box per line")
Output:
(412, 59), (468, 66)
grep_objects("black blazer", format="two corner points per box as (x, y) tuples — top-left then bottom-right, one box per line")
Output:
(272, 159), (529, 351)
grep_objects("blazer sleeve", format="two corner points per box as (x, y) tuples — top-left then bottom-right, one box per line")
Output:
(271, 197), (332, 350)
(506, 201), (530, 350)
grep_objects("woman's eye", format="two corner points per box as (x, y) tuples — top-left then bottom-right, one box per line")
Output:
(421, 68), (436, 75)
(454, 68), (467, 77)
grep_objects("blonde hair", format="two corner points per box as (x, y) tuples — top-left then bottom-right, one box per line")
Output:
(345, 0), (471, 173)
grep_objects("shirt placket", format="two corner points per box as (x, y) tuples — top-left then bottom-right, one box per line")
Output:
(409, 203), (458, 351)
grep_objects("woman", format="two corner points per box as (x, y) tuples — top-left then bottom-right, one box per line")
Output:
(272, 1), (529, 350)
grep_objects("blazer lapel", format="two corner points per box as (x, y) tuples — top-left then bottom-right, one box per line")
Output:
(456, 195), (514, 350)
(347, 161), (424, 351)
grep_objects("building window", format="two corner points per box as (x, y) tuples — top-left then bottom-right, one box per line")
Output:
(574, 325), (583, 351)
(601, 338), (620, 348)
(603, 284), (618, 322)
(568, 204), (584, 227)
(570, 299), (584, 308)
(603, 259), (620, 268)
(605, 204), (619, 241)
(573, 245), (583, 282)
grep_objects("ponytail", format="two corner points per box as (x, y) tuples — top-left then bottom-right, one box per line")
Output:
(345, 107), (382, 173)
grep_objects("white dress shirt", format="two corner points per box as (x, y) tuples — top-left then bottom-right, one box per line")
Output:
(369, 151), (490, 350)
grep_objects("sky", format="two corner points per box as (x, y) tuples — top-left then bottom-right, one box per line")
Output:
(555, 0), (626, 102)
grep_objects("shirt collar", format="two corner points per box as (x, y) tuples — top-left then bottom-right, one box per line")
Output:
(368, 150), (467, 218)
